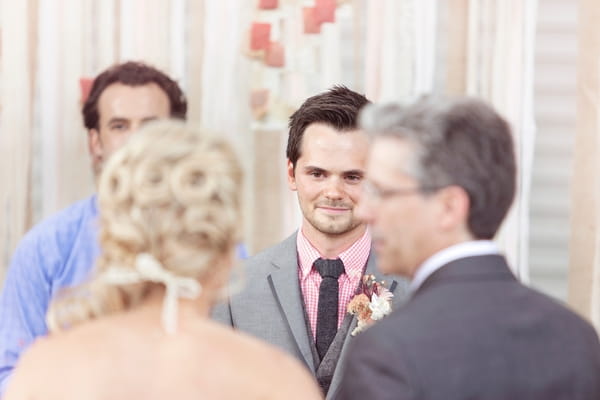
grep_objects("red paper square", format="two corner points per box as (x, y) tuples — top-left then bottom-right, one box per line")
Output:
(303, 7), (321, 34)
(265, 41), (285, 68)
(259, 0), (278, 10)
(315, 0), (336, 23)
(250, 22), (271, 51)
(79, 77), (94, 103)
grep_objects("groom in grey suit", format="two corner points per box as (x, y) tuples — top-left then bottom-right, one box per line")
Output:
(339, 97), (600, 399)
(213, 86), (407, 399)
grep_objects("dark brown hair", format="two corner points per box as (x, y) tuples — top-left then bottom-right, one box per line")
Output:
(82, 61), (187, 130)
(286, 85), (370, 169)
(360, 97), (516, 240)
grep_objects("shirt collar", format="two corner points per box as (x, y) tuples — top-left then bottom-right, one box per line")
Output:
(409, 240), (500, 293)
(297, 228), (371, 280)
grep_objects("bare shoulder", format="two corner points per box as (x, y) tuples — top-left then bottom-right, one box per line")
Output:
(256, 345), (323, 400)
(203, 321), (323, 399)
(5, 316), (125, 399)
(4, 335), (65, 399)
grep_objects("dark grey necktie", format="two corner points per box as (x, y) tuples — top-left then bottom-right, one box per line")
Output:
(315, 258), (345, 360)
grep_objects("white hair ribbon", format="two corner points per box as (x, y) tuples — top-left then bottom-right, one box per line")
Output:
(102, 253), (201, 334)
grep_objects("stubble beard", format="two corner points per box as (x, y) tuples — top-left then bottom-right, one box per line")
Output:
(307, 211), (362, 236)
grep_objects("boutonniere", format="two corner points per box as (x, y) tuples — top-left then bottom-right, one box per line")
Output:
(347, 274), (393, 336)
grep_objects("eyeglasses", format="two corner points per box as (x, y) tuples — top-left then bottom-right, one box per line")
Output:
(362, 180), (440, 202)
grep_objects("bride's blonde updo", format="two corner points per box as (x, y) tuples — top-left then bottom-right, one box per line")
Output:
(47, 120), (242, 332)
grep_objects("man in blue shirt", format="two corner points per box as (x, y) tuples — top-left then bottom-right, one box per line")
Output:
(0, 61), (188, 393)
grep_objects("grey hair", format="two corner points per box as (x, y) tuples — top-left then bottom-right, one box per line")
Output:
(359, 98), (454, 189)
(359, 95), (516, 240)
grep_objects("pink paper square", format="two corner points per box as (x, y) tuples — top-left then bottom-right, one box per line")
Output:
(250, 22), (271, 51)
(315, 0), (336, 23)
(265, 41), (285, 68)
(303, 7), (321, 34)
(79, 77), (94, 103)
(259, 0), (278, 10)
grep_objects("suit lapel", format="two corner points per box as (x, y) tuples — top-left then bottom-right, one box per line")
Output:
(268, 235), (316, 372)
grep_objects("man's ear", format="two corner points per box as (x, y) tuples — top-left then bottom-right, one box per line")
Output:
(88, 129), (102, 158)
(436, 185), (470, 232)
(287, 159), (297, 191)
(88, 129), (103, 176)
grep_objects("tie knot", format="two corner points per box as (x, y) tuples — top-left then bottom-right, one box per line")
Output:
(314, 258), (345, 279)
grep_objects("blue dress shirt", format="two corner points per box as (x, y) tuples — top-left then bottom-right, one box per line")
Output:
(0, 196), (99, 393)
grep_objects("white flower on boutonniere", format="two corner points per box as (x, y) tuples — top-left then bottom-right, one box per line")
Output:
(347, 275), (394, 336)
(369, 292), (393, 320)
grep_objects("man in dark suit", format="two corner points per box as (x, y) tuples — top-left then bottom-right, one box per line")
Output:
(213, 86), (408, 399)
(339, 97), (600, 400)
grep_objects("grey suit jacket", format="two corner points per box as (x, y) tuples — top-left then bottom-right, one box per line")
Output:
(212, 232), (408, 399)
(339, 254), (600, 400)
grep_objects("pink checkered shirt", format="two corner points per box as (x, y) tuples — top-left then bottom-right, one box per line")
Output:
(297, 229), (372, 340)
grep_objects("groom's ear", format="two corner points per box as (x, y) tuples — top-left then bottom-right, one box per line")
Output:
(287, 159), (297, 191)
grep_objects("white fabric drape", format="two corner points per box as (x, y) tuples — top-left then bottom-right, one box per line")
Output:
(0, 0), (35, 282)
(200, 0), (252, 146)
(120, 0), (171, 72)
(465, 0), (538, 281)
(364, 0), (437, 102)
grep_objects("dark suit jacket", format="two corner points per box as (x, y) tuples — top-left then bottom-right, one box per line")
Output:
(339, 254), (600, 400)
(212, 232), (409, 399)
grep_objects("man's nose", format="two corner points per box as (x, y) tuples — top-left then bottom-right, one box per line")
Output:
(323, 177), (344, 199)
